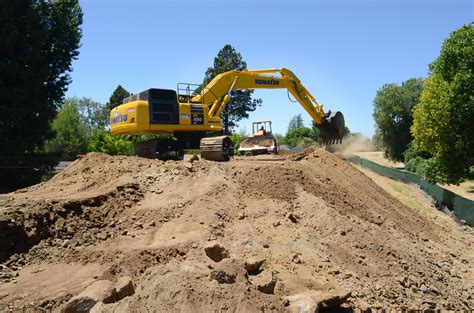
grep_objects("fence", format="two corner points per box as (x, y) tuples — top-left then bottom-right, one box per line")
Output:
(347, 155), (474, 226)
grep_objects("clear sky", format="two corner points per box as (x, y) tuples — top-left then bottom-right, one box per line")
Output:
(66, 0), (472, 136)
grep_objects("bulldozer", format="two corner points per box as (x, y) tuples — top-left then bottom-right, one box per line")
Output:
(238, 121), (278, 156)
(110, 68), (345, 161)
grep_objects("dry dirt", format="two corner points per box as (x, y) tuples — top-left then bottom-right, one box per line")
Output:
(0, 148), (473, 312)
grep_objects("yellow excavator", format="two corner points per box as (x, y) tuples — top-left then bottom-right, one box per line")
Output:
(110, 68), (345, 161)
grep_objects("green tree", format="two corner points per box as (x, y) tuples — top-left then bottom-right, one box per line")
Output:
(77, 98), (109, 134)
(107, 85), (130, 111)
(0, 0), (82, 188)
(199, 45), (262, 134)
(288, 114), (304, 132)
(411, 23), (474, 184)
(45, 98), (89, 160)
(285, 127), (317, 148)
(372, 78), (424, 161)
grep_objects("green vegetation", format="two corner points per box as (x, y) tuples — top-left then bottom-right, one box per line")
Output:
(0, 0), (83, 188)
(198, 44), (262, 133)
(87, 132), (134, 156)
(411, 23), (474, 184)
(372, 23), (473, 185)
(285, 126), (318, 148)
(45, 98), (88, 160)
(45, 97), (109, 160)
(277, 114), (324, 148)
(230, 129), (249, 154)
(372, 78), (424, 161)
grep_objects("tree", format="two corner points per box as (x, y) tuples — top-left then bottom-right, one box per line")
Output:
(199, 45), (262, 133)
(0, 0), (83, 188)
(371, 129), (384, 151)
(411, 23), (474, 184)
(285, 127), (317, 148)
(372, 78), (424, 161)
(45, 98), (89, 160)
(107, 85), (130, 111)
(288, 114), (304, 132)
(77, 98), (109, 134)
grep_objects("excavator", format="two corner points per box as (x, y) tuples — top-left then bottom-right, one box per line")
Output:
(110, 68), (345, 161)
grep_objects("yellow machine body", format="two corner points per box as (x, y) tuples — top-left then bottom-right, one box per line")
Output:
(110, 100), (223, 135)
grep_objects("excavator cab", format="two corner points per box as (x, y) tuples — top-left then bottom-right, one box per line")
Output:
(314, 111), (345, 145)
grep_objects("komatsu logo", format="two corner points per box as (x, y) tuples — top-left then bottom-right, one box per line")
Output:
(110, 112), (128, 124)
(255, 79), (279, 86)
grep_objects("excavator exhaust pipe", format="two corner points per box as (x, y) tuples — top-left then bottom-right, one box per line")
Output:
(314, 111), (345, 145)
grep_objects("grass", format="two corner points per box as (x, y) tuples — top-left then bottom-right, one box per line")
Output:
(387, 181), (426, 212)
(353, 151), (474, 201)
(356, 165), (434, 217)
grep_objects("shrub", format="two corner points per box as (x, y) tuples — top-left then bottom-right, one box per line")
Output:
(87, 131), (134, 156)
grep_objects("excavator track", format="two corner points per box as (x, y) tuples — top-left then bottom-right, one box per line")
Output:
(200, 136), (234, 161)
(134, 140), (159, 158)
(134, 139), (184, 160)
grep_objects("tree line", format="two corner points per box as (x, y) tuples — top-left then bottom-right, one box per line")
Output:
(373, 23), (473, 185)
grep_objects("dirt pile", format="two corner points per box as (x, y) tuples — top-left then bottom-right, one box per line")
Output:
(0, 150), (472, 311)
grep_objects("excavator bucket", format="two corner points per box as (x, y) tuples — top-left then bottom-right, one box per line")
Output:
(314, 111), (345, 145)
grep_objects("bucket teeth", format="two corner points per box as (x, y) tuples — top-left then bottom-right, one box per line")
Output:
(315, 111), (345, 145)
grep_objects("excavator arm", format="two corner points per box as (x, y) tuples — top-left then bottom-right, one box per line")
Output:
(191, 68), (345, 144)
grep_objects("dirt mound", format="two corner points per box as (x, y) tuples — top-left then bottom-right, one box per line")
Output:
(0, 151), (472, 311)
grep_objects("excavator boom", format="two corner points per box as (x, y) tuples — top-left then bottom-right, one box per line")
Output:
(190, 68), (344, 143)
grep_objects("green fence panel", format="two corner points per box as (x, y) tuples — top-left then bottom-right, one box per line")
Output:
(347, 155), (474, 226)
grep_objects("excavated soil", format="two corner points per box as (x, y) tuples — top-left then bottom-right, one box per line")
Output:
(0, 149), (472, 311)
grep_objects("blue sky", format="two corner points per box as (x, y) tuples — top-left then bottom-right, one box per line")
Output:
(66, 0), (472, 136)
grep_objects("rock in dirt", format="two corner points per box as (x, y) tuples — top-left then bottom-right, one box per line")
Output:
(287, 212), (299, 223)
(286, 290), (351, 313)
(204, 242), (229, 262)
(245, 256), (266, 273)
(114, 276), (135, 301)
(209, 258), (246, 284)
(249, 270), (276, 294)
(209, 269), (236, 284)
(63, 280), (115, 313)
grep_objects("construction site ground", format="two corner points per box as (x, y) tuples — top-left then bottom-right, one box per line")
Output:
(0, 148), (473, 312)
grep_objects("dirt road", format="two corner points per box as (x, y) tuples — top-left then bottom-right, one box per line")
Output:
(0, 149), (472, 311)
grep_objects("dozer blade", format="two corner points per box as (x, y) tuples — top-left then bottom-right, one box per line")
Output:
(238, 135), (278, 155)
(314, 111), (345, 145)
(200, 135), (234, 161)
